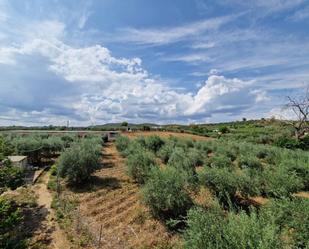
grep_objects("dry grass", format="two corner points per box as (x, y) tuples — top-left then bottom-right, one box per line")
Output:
(122, 131), (211, 141)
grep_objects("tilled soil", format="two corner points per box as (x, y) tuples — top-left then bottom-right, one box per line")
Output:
(78, 142), (180, 249)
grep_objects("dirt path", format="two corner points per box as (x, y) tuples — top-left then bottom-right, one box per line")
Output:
(34, 172), (71, 249)
(78, 142), (179, 249)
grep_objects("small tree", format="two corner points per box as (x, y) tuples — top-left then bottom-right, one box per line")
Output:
(126, 150), (158, 184)
(58, 139), (101, 185)
(285, 87), (309, 140)
(142, 167), (192, 219)
(121, 121), (128, 127)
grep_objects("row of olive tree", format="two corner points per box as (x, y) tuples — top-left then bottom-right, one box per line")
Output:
(57, 137), (103, 185)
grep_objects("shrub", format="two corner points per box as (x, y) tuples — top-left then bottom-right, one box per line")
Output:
(184, 207), (283, 249)
(199, 167), (239, 205)
(0, 162), (24, 193)
(142, 167), (192, 219)
(58, 139), (101, 185)
(187, 148), (204, 167)
(49, 164), (58, 176)
(219, 126), (229, 134)
(115, 136), (130, 154)
(262, 167), (304, 198)
(206, 155), (233, 169)
(144, 135), (164, 153)
(167, 147), (198, 185)
(126, 150), (158, 184)
(157, 143), (174, 163)
(0, 197), (23, 248)
(255, 148), (276, 164)
(0, 136), (14, 160)
(274, 136), (299, 149)
(262, 198), (309, 248)
(238, 155), (262, 170)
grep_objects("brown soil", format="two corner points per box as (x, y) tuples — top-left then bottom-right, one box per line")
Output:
(123, 130), (211, 141)
(33, 172), (71, 249)
(294, 191), (309, 199)
(77, 142), (180, 249)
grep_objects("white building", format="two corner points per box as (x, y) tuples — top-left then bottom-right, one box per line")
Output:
(8, 156), (28, 168)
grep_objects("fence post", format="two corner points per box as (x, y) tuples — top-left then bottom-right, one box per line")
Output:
(76, 206), (80, 233)
(98, 224), (103, 248)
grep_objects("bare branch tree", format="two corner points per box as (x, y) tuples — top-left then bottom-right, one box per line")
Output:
(285, 86), (309, 140)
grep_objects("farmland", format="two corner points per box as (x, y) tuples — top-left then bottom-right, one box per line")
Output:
(0, 121), (308, 249)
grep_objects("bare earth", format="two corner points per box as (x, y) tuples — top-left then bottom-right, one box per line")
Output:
(33, 172), (71, 249)
(78, 142), (180, 249)
(122, 130), (211, 141)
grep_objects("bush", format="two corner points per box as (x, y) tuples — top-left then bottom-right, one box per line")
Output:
(184, 207), (283, 249)
(275, 136), (299, 149)
(144, 135), (164, 153)
(142, 167), (192, 219)
(199, 167), (238, 205)
(58, 139), (101, 185)
(238, 155), (262, 170)
(0, 136), (14, 161)
(0, 162), (24, 193)
(126, 150), (158, 184)
(167, 147), (198, 185)
(187, 148), (204, 167)
(262, 167), (304, 198)
(49, 164), (58, 176)
(115, 136), (130, 155)
(206, 155), (233, 169)
(219, 126), (229, 134)
(262, 198), (309, 248)
(0, 197), (23, 248)
(157, 143), (174, 163)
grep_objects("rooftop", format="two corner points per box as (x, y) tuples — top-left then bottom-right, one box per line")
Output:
(8, 156), (27, 162)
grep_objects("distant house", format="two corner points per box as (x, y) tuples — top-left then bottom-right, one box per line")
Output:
(107, 131), (119, 141)
(8, 156), (28, 169)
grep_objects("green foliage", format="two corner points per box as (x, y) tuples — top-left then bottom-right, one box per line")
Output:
(238, 155), (263, 170)
(274, 136), (299, 149)
(144, 135), (164, 153)
(199, 167), (240, 205)
(157, 143), (174, 163)
(262, 167), (304, 198)
(0, 162), (24, 193)
(49, 164), (58, 176)
(115, 136), (130, 155)
(184, 207), (283, 249)
(167, 147), (198, 185)
(142, 167), (192, 219)
(121, 121), (128, 127)
(0, 136), (14, 161)
(58, 139), (101, 185)
(262, 198), (309, 248)
(219, 126), (230, 134)
(0, 197), (23, 248)
(12, 136), (42, 153)
(206, 154), (233, 169)
(126, 150), (158, 184)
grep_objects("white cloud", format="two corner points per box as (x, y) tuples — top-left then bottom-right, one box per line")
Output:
(0, 7), (271, 125)
(117, 14), (239, 45)
(164, 53), (210, 63)
(289, 6), (309, 21)
(185, 75), (256, 115)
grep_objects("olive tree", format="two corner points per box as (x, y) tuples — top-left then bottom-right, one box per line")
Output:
(58, 139), (101, 185)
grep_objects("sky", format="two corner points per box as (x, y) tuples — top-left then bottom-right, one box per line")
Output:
(0, 0), (309, 126)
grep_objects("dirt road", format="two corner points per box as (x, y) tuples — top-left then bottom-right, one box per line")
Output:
(33, 172), (71, 249)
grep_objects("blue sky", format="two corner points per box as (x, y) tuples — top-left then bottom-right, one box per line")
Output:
(0, 0), (309, 126)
